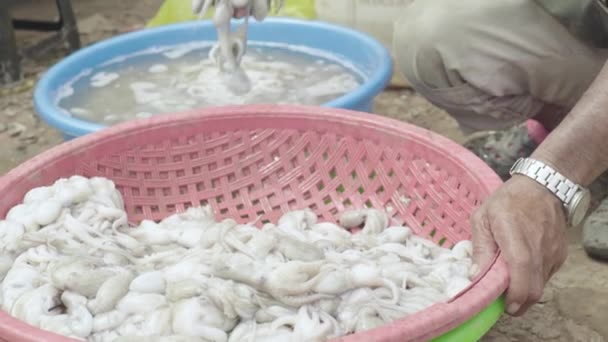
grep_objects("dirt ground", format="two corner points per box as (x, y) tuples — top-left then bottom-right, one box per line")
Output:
(1, 1), (608, 341)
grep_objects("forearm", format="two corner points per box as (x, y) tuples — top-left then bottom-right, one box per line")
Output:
(532, 60), (608, 186)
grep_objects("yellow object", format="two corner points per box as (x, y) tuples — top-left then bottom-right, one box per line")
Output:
(147, 0), (316, 27)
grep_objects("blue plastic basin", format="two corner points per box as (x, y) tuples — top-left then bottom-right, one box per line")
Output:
(34, 18), (393, 140)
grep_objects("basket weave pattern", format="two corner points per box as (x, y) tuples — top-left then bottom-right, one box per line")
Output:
(0, 105), (508, 342)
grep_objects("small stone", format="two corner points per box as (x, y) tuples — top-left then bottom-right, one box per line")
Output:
(0, 122), (6, 133)
(19, 134), (38, 144)
(582, 198), (608, 260)
(6, 109), (16, 117)
(7, 122), (26, 137)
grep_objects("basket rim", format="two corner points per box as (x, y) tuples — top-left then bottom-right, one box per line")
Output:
(0, 104), (508, 342)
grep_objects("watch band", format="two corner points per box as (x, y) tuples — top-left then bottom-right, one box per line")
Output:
(509, 158), (582, 205)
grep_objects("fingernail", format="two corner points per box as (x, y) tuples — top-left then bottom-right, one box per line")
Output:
(507, 303), (521, 315)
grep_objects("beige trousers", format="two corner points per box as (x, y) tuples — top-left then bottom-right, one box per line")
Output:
(393, 0), (608, 134)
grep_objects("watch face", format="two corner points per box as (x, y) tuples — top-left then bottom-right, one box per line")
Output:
(570, 190), (591, 227)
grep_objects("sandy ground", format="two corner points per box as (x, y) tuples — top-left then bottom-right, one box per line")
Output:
(1, 0), (607, 341)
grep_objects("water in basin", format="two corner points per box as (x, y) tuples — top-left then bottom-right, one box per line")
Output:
(56, 41), (364, 125)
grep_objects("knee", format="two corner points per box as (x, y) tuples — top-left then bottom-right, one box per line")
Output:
(393, 0), (530, 88)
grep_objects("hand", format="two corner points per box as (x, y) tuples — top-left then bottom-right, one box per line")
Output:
(192, 0), (273, 20)
(471, 175), (568, 316)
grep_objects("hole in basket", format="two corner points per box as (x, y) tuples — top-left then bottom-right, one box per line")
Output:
(304, 147), (311, 158)
(144, 172), (152, 179)
(276, 168), (286, 179)
(190, 152), (199, 160)
(220, 208), (228, 215)
(323, 196), (332, 205)
(131, 188), (140, 196)
(160, 172), (169, 179)
(337, 184), (345, 193)
(231, 190), (240, 199)
(224, 157), (232, 166)
(242, 167), (251, 176)
(412, 207), (421, 218)
(438, 237), (447, 246)
(212, 178), (220, 188)
(358, 186), (365, 194)
(151, 205), (160, 213)
(351, 171), (357, 180)
(134, 206), (143, 214)
(369, 170), (377, 180)
(236, 203), (245, 211)
(322, 152), (329, 160)
(179, 185), (188, 195)
(163, 188), (171, 196)
(241, 214), (250, 220)
(176, 170), (185, 178)
(388, 169), (395, 177)
(173, 155), (182, 162)
(228, 173), (236, 183)
(147, 188), (155, 196)
(199, 200), (209, 207)
(430, 229), (437, 237)
(193, 166), (201, 175)
(343, 198), (352, 206)
(317, 181), (325, 191)
(364, 199), (373, 208)
(256, 210), (265, 218)
(184, 202), (193, 210)
(156, 157), (166, 164)
(310, 203), (318, 211)
(216, 195), (224, 204)
(376, 186), (385, 194)
(128, 171), (137, 179)
(196, 182), (205, 191)
(209, 162), (218, 171)
(329, 168), (337, 179)
(252, 199), (260, 206)
(303, 191), (312, 200)
(97, 165), (106, 173)
(166, 204), (176, 213)
(127, 156), (135, 163)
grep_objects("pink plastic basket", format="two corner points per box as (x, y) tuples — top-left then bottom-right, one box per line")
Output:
(0, 105), (508, 342)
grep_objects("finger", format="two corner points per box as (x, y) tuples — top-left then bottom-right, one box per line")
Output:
(471, 209), (497, 274)
(491, 216), (533, 316)
(515, 261), (544, 315)
(503, 249), (532, 315)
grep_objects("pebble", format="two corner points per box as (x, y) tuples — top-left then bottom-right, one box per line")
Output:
(582, 198), (608, 260)
(7, 122), (26, 137)
(0, 122), (6, 133)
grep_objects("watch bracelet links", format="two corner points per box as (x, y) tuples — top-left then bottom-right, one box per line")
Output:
(509, 158), (580, 205)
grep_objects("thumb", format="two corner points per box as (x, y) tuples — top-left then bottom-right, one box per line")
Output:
(471, 210), (498, 274)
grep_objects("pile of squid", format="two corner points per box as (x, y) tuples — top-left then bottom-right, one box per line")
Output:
(191, 0), (284, 94)
(0, 176), (477, 342)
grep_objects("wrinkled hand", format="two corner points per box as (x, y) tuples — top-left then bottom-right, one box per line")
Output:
(471, 175), (568, 316)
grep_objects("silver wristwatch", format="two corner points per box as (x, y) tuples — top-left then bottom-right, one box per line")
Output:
(509, 158), (591, 227)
